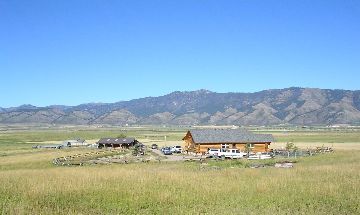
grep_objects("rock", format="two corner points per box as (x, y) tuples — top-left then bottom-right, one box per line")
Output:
(275, 163), (294, 168)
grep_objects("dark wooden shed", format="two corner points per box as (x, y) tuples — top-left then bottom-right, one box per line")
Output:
(97, 138), (138, 148)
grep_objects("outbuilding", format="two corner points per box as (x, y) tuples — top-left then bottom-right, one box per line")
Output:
(97, 138), (138, 148)
(62, 139), (86, 147)
(182, 129), (274, 153)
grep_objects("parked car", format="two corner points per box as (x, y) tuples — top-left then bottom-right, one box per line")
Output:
(151, 144), (158, 149)
(162, 147), (173, 155)
(207, 148), (246, 159)
(171, 145), (182, 153)
(223, 149), (247, 159)
(208, 148), (227, 157)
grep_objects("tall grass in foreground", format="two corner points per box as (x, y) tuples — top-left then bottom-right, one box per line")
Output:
(0, 151), (359, 214)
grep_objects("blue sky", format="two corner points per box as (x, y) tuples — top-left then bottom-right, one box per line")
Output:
(0, 0), (359, 107)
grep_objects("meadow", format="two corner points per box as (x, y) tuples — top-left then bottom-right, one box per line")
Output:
(0, 126), (359, 214)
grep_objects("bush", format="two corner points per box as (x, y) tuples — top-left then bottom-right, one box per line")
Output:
(116, 134), (127, 138)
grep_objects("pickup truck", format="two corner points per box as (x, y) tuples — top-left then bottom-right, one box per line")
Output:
(171, 145), (182, 153)
(208, 148), (246, 159)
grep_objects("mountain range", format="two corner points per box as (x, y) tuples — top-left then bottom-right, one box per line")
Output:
(1, 87), (360, 126)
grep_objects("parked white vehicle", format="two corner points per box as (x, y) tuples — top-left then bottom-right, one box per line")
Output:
(208, 148), (246, 159)
(224, 149), (247, 159)
(208, 148), (226, 157)
(247, 152), (272, 160)
(171, 145), (182, 153)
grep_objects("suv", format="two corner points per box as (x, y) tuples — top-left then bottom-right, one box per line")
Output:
(171, 145), (182, 153)
(162, 147), (173, 155)
(208, 148), (227, 157)
(223, 149), (246, 159)
(208, 148), (246, 159)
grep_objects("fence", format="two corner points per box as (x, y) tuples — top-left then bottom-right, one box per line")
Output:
(272, 146), (334, 158)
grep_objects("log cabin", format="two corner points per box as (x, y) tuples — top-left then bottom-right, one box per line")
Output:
(182, 129), (274, 153)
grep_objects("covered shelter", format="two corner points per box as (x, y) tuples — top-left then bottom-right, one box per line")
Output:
(97, 138), (138, 148)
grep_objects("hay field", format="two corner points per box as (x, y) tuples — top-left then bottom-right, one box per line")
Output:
(0, 127), (359, 214)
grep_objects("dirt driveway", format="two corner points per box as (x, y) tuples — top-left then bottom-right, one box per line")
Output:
(150, 148), (200, 162)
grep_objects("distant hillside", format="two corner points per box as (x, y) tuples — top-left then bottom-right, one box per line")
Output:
(1, 87), (360, 126)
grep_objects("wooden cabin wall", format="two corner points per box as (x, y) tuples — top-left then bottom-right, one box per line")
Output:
(183, 136), (195, 151)
(194, 142), (270, 153)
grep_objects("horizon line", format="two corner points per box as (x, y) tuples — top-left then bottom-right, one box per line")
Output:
(1, 86), (359, 109)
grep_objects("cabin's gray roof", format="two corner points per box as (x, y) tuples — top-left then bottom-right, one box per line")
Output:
(97, 138), (136, 144)
(188, 129), (274, 144)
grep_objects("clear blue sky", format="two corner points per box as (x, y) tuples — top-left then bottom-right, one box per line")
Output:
(1, 0), (359, 107)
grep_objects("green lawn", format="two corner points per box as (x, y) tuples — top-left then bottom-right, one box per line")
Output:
(271, 131), (360, 143)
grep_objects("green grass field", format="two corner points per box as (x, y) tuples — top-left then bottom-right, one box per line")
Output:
(0, 127), (359, 214)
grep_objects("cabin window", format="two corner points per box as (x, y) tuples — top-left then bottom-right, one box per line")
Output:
(221, 144), (229, 149)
